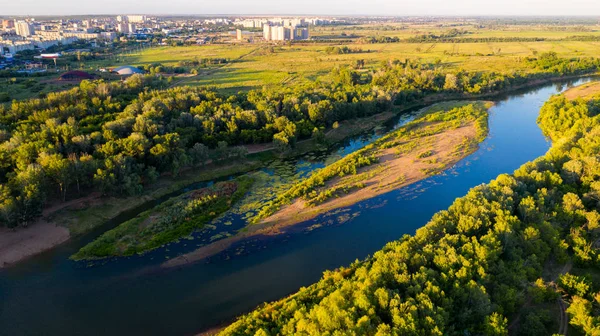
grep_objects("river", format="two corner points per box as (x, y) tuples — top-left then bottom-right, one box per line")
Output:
(0, 78), (594, 336)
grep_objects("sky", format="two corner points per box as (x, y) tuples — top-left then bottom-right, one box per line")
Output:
(3, 0), (600, 16)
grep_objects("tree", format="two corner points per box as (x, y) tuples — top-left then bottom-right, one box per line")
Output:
(484, 312), (508, 336)
(312, 127), (327, 146)
(444, 73), (459, 91)
(0, 184), (17, 227)
(273, 132), (291, 153)
(189, 143), (210, 166)
(38, 153), (72, 202)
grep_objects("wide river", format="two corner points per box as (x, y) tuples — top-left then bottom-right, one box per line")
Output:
(0, 78), (594, 336)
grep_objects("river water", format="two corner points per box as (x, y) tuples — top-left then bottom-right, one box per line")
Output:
(0, 78), (594, 336)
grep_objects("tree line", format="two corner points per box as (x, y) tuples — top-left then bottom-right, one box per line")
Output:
(0, 52), (599, 228)
(361, 35), (600, 44)
(218, 89), (600, 336)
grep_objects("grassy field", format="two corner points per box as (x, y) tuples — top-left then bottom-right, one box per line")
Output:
(310, 23), (600, 39)
(5, 24), (600, 102)
(103, 37), (600, 93)
(0, 75), (77, 101)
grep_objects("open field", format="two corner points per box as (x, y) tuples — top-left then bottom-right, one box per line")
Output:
(105, 38), (600, 92)
(5, 24), (600, 102)
(310, 22), (600, 38)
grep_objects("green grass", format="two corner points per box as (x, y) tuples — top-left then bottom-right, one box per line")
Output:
(108, 40), (600, 93)
(250, 101), (491, 221)
(7, 24), (600, 101)
(71, 176), (254, 260)
(53, 160), (264, 236)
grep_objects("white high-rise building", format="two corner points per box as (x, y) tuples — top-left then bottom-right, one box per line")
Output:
(117, 22), (129, 34)
(263, 25), (272, 41)
(127, 15), (146, 23)
(15, 21), (34, 37)
(263, 24), (309, 41)
(128, 23), (137, 34)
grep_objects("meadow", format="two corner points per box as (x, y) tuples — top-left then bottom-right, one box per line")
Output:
(5, 23), (600, 101)
(108, 27), (600, 92)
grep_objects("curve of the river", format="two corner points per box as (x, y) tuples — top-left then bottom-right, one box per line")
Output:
(0, 77), (594, 336)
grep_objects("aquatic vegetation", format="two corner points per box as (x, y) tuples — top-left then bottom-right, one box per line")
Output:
(218, 88), (600, 336)
(251, 101), (491, 223)
(71, 176), (254, 260)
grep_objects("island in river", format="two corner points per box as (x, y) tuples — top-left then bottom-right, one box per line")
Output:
(163, 100), (491, 267)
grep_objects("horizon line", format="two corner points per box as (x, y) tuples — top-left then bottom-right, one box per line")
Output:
(2, 13), (600, 18)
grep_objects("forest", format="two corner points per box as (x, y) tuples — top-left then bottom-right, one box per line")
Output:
(1, 52), (599, 230)
(219, 85), (600, 335)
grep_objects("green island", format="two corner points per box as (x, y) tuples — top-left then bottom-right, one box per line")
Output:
(71, 176), (253, 260)
(253, 101), (491, 227)
(218, 87), (600, 335)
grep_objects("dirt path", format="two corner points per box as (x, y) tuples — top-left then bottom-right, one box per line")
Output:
(556, 262), (572, 336)
(558, 298), (569, 336)
(508, 261), (572, 333)
(41, 192), (101, 217)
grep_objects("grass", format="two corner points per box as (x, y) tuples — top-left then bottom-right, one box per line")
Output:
(71, 176), (254, 260)
(109, 40), (600, 92)
(52, 160), (264, 236)
(250, 101), (492, 222)
(0, 76), (78, 101)
(6, 24), (600, 101)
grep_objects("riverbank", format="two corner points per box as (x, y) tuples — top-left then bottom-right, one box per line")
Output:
(564, 80), (600, 99)
(0, 110), (395, 268)
(163, 100), (491, 268)
(72, 176), (255, 261)
(0, 222), (69, 268)
(0, 74), (594, 269)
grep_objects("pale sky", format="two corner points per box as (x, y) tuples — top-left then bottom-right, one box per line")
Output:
(3, 0), (600, 16)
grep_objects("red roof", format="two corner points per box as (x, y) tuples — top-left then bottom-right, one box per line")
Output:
(59, 70), (95, 80)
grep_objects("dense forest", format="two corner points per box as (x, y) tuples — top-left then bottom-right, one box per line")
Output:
(219, 92), (600, 335)
(1, 52), (599, 228)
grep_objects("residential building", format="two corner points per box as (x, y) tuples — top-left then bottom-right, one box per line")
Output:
(127, 15), (146, 23)
(128, 23), (137, 34)
(15, 21), (35, 37)
(263, 24), (309, 41)
(2, 20), (15, 29)
(117, 22), (129, 34)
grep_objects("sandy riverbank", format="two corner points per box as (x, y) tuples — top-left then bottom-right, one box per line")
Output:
(0, 221), (70, 268)
(163, 102), (487, 269)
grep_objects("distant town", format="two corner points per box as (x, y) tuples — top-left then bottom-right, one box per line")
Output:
(0, 15), (348, 56)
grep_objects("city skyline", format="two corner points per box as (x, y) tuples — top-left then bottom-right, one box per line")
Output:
(4, 0), (600, 16)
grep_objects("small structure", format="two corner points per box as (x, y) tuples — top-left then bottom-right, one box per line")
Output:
(59, 70), (96, 81)
(111, 65), (144, 76)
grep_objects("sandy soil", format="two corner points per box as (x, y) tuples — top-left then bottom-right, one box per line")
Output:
(262, 122), (477, 228)
(564, 81), (600, 100)
(0, 220), (69, 268)
(0, 193), (102, 268)
(163, 121), (479, 269)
